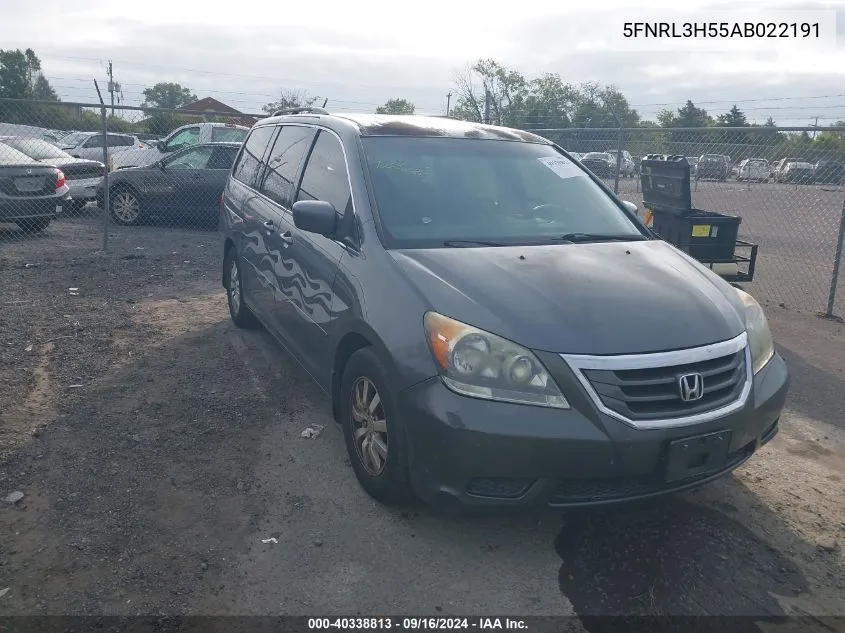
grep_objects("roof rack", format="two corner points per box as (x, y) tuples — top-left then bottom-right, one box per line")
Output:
(270, 106), (330, 117)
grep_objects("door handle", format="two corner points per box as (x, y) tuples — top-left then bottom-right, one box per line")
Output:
(280, 231), (293, 245)
(263, 220), (274, 229)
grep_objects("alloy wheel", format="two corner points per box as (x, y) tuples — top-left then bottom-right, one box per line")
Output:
(112, 191), (140, 223)
(229, 258), (241, 314)
(350, 376), (388, 476)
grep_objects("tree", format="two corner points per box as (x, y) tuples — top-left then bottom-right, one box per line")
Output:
(659, 100), (712, 128)
(716, 104), (748, 127)
(376, 98), (415, 114)
(32, 74), (58, 101)
(521, 73), (577, 129)
(262, 89), (319, 114)
(451, 59), (527, 127)
(142, 82), (197, 110)
(0, 49), (33, 99)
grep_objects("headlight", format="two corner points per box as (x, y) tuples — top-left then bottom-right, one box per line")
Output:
(423, 312), (569, 409)
(735, 288), (775, 374)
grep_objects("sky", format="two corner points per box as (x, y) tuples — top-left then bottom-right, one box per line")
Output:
(1, 0), (844, 128)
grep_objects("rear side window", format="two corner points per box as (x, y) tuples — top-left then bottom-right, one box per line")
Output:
(231, 126), (276, 188)
(83, 135), (102, 148)
(259, 126), (314, 208)
(296, 130), (352, 217)
(211, 127), (249, 143)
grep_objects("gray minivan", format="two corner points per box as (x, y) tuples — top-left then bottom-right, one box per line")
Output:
(219, 112), (789, 512)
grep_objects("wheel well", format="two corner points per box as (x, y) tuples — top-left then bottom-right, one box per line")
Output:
(222, 238), (235, 288)
(331, 333), (372, 423)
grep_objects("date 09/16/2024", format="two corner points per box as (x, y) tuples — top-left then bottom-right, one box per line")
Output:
(622, 21), (820, 38)
(308, 618), (528, 630)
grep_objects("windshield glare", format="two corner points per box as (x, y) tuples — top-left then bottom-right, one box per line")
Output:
(361, 137), (642, 249)
(4, 138), (69, 160)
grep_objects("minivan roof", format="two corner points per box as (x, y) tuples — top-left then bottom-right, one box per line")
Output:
(260, 112), (551, 144)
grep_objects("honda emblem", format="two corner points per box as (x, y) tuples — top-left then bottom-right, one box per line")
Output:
(678, 373), (704, 402)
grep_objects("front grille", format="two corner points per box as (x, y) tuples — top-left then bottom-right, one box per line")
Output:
(549, 442), (753, 505)
(580, 349), (746, 421)
(466, 478), (535, 499)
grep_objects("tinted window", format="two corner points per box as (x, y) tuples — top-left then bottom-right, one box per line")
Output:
(61, 132), (90, 147)
(232, 126), (276, 188)
(360, 137), (641, 249)
(296, 131), (351, 216)
(106, 135), (128, 147)
(208, 145), (239, 170)
(165, 146), (213, 169)
(260, 126), (313, 208)
(211, 127), (249, 143)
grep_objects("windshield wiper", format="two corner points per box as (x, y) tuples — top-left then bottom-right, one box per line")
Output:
(443, 240), (510, 247)
(556, 233), (649, 243)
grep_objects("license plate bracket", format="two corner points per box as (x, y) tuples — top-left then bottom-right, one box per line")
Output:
(664, 430), (732, 483)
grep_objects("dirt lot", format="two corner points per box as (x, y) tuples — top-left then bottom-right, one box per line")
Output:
(0, 215), (844, 631)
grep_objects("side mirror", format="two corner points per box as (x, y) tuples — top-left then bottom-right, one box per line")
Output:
(292, 200), (337, 236)
(621, 200), (638, 215)
(156, 141), (166, 152)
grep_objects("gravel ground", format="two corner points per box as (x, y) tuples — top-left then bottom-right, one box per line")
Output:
(0, 211), (844, 632)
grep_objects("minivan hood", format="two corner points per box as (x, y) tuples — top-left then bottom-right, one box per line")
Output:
(389, 240), (746, 355)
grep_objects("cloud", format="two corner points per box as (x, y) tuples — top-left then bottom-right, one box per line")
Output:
(1, 0), (843, 125)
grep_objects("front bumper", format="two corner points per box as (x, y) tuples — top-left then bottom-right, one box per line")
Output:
(398, 351), (789, 512)
(0, 195), (68, 221)
(67, 177), (102, 202)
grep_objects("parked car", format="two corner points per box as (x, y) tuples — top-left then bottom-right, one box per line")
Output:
(96, 142), (241, 227)
(772, 158), (815, 184)
(813, 160), (843, 185)
(0, 136), (105, 212)
(0, 142), (70, 232)
(569, 152), (583, 162)
(736, 158), (770, 183)
(579, 152), (615, 178)
(220, 112), (789, 511)
(696, 154), (729, 181)
(605, 149), (636, 177)
(109, 122), (249, 171)
(58, 132), (146, 161)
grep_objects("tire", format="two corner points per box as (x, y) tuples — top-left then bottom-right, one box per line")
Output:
(340, 347), (412, 505)
(110, 186), (142, 226)
(16, 217), (51, 233)
(223, 247), (261, 329)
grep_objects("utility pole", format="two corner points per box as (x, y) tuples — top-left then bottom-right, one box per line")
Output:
(106, 61), (120, 117)
(445, 91), (452, 117)
(811, 116), (820, 140)
(483, 89), (491, 124)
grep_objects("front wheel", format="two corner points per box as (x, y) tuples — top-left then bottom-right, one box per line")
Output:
(340, 348), (411, 505)
(110, 187), (142, 225)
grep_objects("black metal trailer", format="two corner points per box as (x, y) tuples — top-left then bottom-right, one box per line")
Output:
(638, 154), (758, 283)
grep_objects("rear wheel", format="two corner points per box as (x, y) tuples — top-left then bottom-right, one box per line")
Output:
(224, 247), (260, 329)
(110, 187), (142, 225)
(16, 217), (51, 233)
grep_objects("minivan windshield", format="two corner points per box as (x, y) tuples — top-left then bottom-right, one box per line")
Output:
(361, 137), (643, 249)
(59, 132), (92, 147)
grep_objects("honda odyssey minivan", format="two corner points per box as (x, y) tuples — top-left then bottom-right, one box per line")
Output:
(219, 111), (789, 511)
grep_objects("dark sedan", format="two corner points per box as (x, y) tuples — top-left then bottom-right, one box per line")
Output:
(579, 152), (615, 178)
(0, 142), (70, 232)
(96, 142), (240, 227)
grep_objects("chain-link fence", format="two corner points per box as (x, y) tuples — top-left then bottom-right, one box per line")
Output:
(529, 126), (845, 317)
(1, 97), (844, 317)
